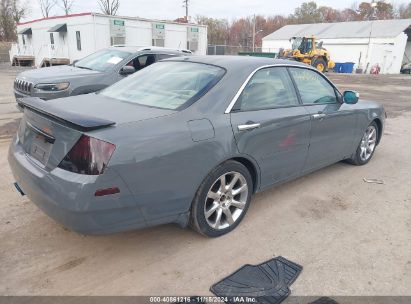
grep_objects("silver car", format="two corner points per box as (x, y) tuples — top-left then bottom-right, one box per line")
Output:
(9, 56), (385, 237)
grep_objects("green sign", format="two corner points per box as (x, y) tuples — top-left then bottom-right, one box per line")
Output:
(190, 27), (199, 33)
(113, 20), (124, 26)
(156, 24), (165, 29)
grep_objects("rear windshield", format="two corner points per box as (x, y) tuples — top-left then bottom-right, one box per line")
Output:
(100, 61), (225, 110)
(75, 49), (131, 72)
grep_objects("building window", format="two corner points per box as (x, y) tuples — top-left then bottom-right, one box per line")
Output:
(76, 31), (81, 51)
(50, 33), (54, 45)
(22, 35), (26, 45)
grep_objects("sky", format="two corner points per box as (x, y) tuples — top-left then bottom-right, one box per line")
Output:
(24, 0), (408, 22)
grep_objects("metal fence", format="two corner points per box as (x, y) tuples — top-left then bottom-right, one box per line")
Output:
(207, 45), (277, 55)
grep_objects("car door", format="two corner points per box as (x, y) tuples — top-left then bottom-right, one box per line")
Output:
(288, 67), (357, 173)
(230, 67), (312, 190)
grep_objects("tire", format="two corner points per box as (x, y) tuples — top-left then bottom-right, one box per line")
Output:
(190, 160), (253, 237)
(312, 58), (327, 73)
(347, 121), (379, 166)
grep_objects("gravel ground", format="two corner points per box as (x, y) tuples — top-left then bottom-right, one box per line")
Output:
(0, 64), (410, 296)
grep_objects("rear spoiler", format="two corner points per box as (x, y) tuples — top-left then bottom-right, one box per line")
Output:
(17, 97), (115, 131)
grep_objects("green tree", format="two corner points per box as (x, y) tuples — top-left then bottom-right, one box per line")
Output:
(289, 1), (321, 24)
(356, 1), (394, 20)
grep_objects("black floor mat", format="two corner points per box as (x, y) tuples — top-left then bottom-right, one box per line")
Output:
(210, 256), (303, 304)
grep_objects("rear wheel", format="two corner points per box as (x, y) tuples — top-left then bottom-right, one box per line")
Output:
(313, 58), (327, 73)
(347, 122), (378, 166)
(190, 161), (252, 237)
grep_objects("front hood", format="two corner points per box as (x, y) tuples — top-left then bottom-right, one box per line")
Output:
(34, 93), (176, 125)
(17, 65), (101, 83)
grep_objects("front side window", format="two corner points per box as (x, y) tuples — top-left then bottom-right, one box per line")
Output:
(289, 68), (337, 104)
(236, 67), (299, 111)
(74, 49), (131, 72)
(101, 61), (225, 110)
(125, 54), (156, 71)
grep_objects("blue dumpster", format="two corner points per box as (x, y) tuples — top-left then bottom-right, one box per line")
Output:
(333, 62), (343, 73)
(341, 62), (355, 73)
(333, 62), (355, 73)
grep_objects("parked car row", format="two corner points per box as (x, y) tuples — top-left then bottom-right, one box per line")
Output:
(9, 48), (385, 237)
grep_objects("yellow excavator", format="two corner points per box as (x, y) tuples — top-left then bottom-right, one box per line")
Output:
(279, 36), (335, 73)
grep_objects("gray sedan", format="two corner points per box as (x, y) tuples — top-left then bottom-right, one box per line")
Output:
(9, 56), (385, 237)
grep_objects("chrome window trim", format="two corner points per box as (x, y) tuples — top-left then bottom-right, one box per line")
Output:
(224, 63), (341, 114)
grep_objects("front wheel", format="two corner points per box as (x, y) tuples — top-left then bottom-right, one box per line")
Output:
(312, 58), (327, 73)
(190, 161), (253, 237)
(347, 122), (378, 166)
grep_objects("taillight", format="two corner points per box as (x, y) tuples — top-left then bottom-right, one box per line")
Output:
(58, 135), (116, 175)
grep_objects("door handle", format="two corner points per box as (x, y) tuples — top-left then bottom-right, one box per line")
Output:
(238, 123), (261, 131)
(312, 113), (327, 120)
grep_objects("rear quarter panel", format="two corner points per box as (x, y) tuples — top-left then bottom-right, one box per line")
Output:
(89, 110), (241, 224)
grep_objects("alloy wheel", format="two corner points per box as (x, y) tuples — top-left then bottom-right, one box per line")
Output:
(360, 125), (377, 161)
(204, 171), (248, 230)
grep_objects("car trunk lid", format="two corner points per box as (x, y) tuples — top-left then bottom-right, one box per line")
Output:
(16, 96), (175, 171)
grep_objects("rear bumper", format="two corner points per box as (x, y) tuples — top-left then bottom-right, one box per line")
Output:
(8, 137), (148, 234)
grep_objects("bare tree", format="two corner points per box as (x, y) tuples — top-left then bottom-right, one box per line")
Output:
(11, 0), (29, 23)
(0, 0), (28, 40)
(58, 0), (74, 15)
(38, 0), (55, 18)
(98, 0), (119, 15)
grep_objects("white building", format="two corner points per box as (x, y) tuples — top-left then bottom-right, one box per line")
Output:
(10, 12), (207, 67)
(262, 19), (411, 74)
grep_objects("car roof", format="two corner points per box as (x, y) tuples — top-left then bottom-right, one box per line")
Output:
(164, 55), (309, 71)
(108, 45), (192, 55)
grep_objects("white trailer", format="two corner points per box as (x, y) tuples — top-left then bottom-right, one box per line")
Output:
(262, 19), (411, 74)
(10, 13), (207, 67)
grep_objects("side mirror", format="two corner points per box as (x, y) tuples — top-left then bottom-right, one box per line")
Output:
(120, 66), (136, 76)
(72, 59), (78, 66)
(343, 90), (359, 104)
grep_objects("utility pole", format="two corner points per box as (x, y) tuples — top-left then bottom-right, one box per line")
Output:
(364, 0), (377, 73)
(183, 0), (189, 22)
(252, 14), (256, 52)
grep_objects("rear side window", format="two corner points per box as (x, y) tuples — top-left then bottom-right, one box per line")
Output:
(289, 68), (337, 104)
(236, 67), (299, 111)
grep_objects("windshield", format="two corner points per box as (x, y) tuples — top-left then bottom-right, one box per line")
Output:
(291, 38), (303, 50)
(100, 61), (225, 110)
(75, 49), (131, 72)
